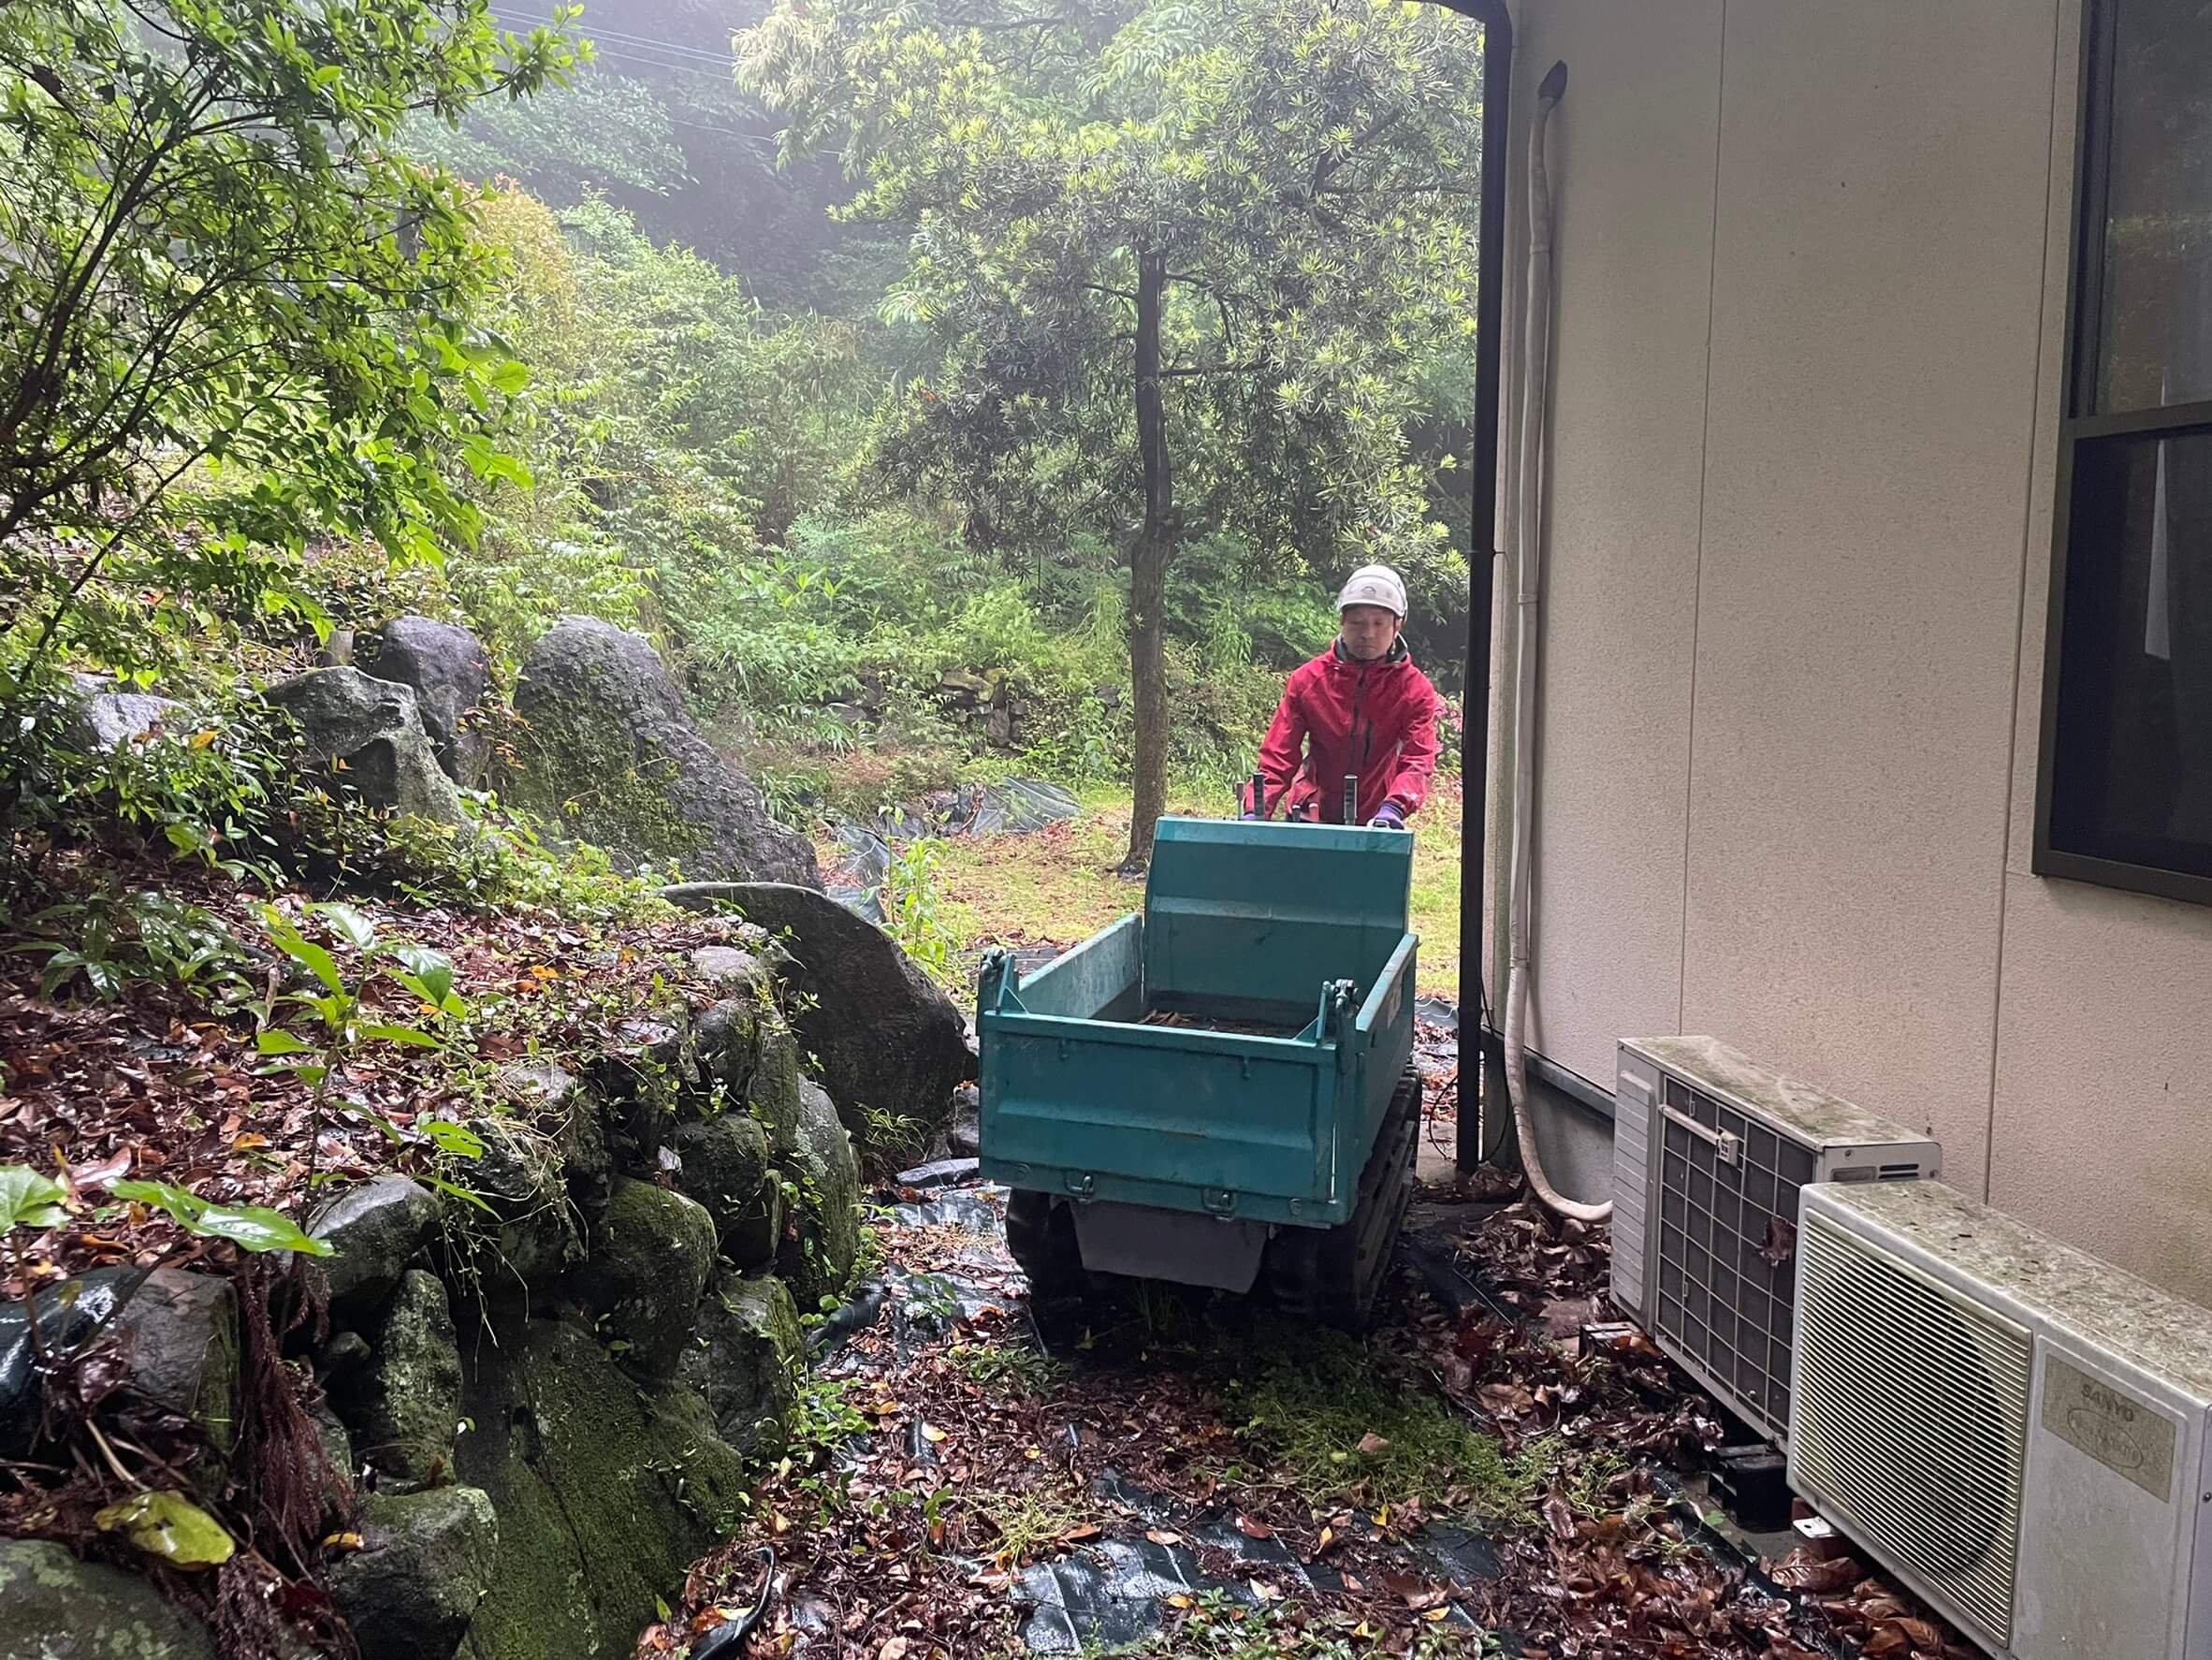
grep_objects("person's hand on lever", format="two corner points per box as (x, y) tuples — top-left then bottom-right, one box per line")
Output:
(1368, 801), (1407, 831)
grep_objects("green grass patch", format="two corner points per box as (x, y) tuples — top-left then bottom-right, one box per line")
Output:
(950, 1337), (1065, 1397)
(927, 778), (1463, 997)
(1227, 1326), (1517, 1516)
(1220, 1321), (1621, 1533)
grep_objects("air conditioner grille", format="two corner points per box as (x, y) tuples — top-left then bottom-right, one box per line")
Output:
(1794, 1211), (2032, 1650)
(1652, 1078), (1815, 1438)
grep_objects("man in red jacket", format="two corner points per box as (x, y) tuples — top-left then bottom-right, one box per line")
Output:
(1245, 563), (1442, 829)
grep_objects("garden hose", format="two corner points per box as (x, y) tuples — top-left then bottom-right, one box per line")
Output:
(689, 1546), (777, 1659)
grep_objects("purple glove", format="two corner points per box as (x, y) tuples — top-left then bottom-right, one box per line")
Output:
(1240, 810), (1260, 821)
(1368, 802), (1407, 830)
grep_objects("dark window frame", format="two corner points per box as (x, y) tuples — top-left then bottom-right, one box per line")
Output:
(2034, 0), (2212, 908)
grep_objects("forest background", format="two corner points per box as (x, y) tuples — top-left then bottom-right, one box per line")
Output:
(1, 0), (1482, 988)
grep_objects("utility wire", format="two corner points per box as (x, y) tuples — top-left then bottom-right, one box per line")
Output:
(574, 46), (735, 83)
(489, 8), (736, 66)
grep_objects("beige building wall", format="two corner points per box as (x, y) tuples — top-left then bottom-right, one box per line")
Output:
(1499, 0), (2212, 1301)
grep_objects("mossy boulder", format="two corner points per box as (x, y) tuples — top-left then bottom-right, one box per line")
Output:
(445, 1115), (582, 1298)
(330, 1269), (462, 1489)
(454, 1317), (752, 1660)
(564, 1179), (717, 1376)
(689, 943), (773, 998)
(677, 1271), (803, 1459)
(310, 1175), (441, 1313)
(112, 1269), (239, 1463)
(327, 1484), (497, 1660)
(498, 1059), (612, 1224)
(669, 1112), (779, 1270)
(684, 881), (968, 1165)
(778, 1080), (863, 1312)
(509, 617), (819, 886)
(742, 1011), (805, 1157)
(0, 1537), (216, 1659)
(361, 615), (493, 787)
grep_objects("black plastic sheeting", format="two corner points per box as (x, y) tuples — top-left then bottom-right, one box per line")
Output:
(823, 779), (1082, 923)
(0, 1268), (135, 1454)
(1012, 1466), (1492, 1653)
(822, 1185), (1509, 1655)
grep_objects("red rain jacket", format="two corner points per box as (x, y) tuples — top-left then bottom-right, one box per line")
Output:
(1253, 641), (1441, 824)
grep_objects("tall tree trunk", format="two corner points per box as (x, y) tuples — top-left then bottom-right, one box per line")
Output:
(1122, 248), (1173, 873)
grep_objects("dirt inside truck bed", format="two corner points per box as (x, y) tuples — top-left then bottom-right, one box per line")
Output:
(1136, 1009), (1310, 1039)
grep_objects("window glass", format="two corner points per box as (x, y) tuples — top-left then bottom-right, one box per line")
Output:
(2093, 0), (2212, 413)
(2049, 429), (2212, 877)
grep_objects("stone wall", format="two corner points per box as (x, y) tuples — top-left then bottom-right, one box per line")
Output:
(1, 932), (861, 1660)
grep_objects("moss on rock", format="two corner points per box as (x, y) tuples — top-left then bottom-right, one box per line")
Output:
(677, 1271), (803, 1459)
(778, 1080), (862, 1313)
(669, 1112), (779, 1270)
(330, 1268), (462, 1488)
(454, 1318), (752, 1660)
(564, 1178), (717, 1376)
(0, 1537), (216, 1659)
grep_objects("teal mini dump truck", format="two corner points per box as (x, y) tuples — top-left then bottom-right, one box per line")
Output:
(976, 815), (1421, 1328)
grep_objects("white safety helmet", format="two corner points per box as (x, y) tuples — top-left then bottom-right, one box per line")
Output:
(1335, 563), (1407, 618)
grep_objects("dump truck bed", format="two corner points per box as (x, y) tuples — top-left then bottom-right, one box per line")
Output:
(976, 818), (1417, 1228)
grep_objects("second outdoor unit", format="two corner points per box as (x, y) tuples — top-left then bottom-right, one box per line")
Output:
(1611, 1037), (1941, 1444)
(1792, 1179), (2212, 1660)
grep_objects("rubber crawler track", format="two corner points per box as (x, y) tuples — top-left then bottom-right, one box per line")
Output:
(1263, 1063), (1421, 1331)
(1007, 1065), (1422, 1332)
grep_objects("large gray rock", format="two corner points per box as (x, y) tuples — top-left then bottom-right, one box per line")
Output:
(330, 1269), (462, 1489)
(946, 1082), (982, 1159)
(3, 1270), (127, 1455)
(0, 1536), (217, 1659)
(263, 667), (466, 824)
(697, 883), (968, 1165)
(779, 1080), (862, 1312)
(62, 674), (185, 753)
(668, 1113), (779, 1270)
(738, 1011), (804, 1162)
(565, 1179), (716, 1377)
(498, 1059), (612, 1224)
(310, 1175), (441, 1313)
(2, 1269), (236, 1465)
(454, 1317), (751, 1660)
(447, 1115), (583, 1296)
(327, 1484), (497, 1660)
(677, 1272), (802, 1458)
(362, 616), (493, 787)
(113, 1271), (240, 1461)
(509, 617), (818, 886)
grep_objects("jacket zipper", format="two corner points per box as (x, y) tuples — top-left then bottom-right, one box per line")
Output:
(1346, 660), (1372, 823)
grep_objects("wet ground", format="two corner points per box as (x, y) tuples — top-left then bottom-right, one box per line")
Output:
(634, 1019), (1972, 1660)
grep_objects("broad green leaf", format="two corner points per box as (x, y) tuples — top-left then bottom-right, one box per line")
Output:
(95, 1491), (235, 1569)
(262, 909), (342, 996)
(419, 1119), (485, 1158)
(422, 1173), (496, 1215)
(110, 1180), (332, 1256)
(390, 944), (459, 1013)
(0, 1166), (70, 1233)
(360, 1022), (440, 1049)
(313, 902), (376, 952)
(255, 1030), (315, 1056)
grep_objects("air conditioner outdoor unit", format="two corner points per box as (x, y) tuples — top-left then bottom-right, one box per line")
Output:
(1791, 1179), (2212, 1660)
(1610, 1037), (1940, 1443)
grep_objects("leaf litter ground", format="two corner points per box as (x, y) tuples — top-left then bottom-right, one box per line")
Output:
(0, 849), (747, 1298)
(1, 872), (1982, 1660)
(640, 1028), (1979, 1660)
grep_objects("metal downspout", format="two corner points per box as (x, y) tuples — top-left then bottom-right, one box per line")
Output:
(1431, 0), (1511, 1172)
